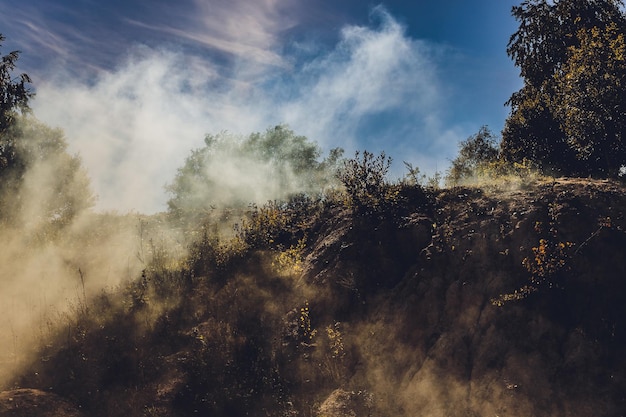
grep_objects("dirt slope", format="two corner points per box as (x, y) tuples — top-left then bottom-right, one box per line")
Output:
(0, 389), (84, 417)
(298, 178), (626, 416)
(3, 178), (626, 417)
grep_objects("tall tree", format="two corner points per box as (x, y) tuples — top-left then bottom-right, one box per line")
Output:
(1, 34), (33, 174)
(0, 34), (32, 134)
(552, 22), (626, 176)
(1, 36), (94, 227)
(166, 125), (342, 216)
(0, 117), (95, 227)
(502, 0), (626, 176)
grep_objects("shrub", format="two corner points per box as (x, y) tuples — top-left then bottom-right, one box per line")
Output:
(273, 237), (307, 276)
(337, 150), (395, 215)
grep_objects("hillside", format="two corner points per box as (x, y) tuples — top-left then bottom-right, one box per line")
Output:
(1, 178), (626, 417)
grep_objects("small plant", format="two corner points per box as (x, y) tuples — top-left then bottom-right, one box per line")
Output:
(426, 170), (443, 190)
(273, 237), (307, 276)
(299, 301), (317, 344)
(325, 322), (346, 360)
(239, 201), (289, 248)
(402, 161), (426, 186)
(522, 238), (574, 286)
(521, 211), (575, 289)
(317, 322), (348, 382)
(492, 206), (575, 306)
(491, 285), (538, 307)
(126, 270), (150, 312)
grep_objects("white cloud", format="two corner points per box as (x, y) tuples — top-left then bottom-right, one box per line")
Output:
(31, 8), (462, 213)
(127, 0), (298, 71)
(277, 7), (443, 150)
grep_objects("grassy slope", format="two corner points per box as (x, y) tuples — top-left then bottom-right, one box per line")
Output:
(3, 178), (626, 417)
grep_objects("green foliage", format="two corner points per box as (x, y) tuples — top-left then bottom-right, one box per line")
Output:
(0, 116), (95, 229)
(185, 223), (248, 278)
(183, 193), (323, 281)
(0, 34), (32, 135)
(273, 237), (307, 276)
(166, 125), (342, 218)
(446, 126), (499, 186)
(502, 0), (626, 177)
(1, 39), (91, 228)
(551, 23), (626, 176)
(238, 201), (294, 249)
(501, 85), (575, 174)
(507, 0), (624, 88)
(235, 193), (324, 251)
(401, 161), (426, 186)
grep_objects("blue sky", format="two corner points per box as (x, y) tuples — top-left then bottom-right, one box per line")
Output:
(0, 0), (522, 212)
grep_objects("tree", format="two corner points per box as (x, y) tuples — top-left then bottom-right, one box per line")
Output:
(501, 84), (577, 174)
(501, 0), (626, 177)
(0, 36), (93, 229)
(166, 125), (342, 216)
(551, 23), (626, 176)
(0, 116), (95, 228)
(0, 34), (32, 135)
(446, 126), (499, 185)
(507, 0), (623, 88)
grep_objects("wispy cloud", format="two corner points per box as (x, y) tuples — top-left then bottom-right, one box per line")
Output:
(125, 0), (299, 71)
(0, 3), (67, 64)
(1, 0), (300, 78)
(30, 6), (463, 213)
(0, 2), (130, 77)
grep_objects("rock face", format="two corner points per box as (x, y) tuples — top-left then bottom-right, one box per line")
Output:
(342, 179), (626, 417)
(317, 389), (373, 417)
(0, 389), (83, 417)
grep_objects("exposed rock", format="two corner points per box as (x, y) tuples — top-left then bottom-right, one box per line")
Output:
(0, 389), (83, 417)
(317, 389), (373, 417)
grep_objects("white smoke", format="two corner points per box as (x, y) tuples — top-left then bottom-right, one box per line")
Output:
(31, 7), (461, 213)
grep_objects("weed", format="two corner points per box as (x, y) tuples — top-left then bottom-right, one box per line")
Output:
(299, 301), (317, 345)
(491, 285), (538, 307)
(492, 203), (575, 306)
(318, 322), (348, 382)
(273, 237), (307, 276)
(522, 238), (574, 285)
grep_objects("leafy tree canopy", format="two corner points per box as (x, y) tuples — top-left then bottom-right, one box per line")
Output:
(166, 125), (343, 216)
(446, 126), (499, 186)
(0, 116), (95, 228)
(0, 33), (32, 135)
(1, 36), (93, 229)
(551, 22), (626, 176)
(502, 0), (626, 177)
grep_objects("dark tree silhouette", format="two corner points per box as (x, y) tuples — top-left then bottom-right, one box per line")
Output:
(0, 34), (32, 134)
(502, 0), (626, 177)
